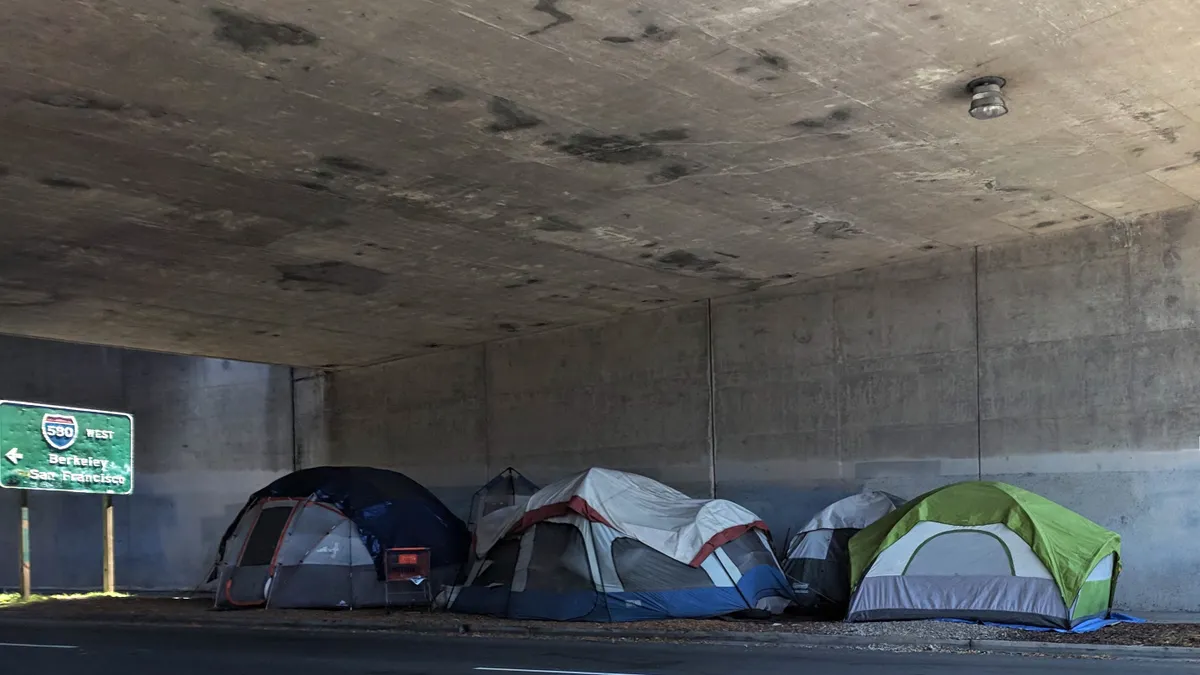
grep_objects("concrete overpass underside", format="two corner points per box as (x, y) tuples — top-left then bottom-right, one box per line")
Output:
(3, 0), (1200, 367)
(5, 0), (1200, 613)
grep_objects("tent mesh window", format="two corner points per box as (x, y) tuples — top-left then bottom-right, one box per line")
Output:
(610, 538), (716, 592)
(903, 530), (1015, 576)
(468, 468), (539, 529)
(719, 531), (778, 575)
(240, 505), (293, 567)
(471, 537), (521, 587)
(524, 523), (594, 592)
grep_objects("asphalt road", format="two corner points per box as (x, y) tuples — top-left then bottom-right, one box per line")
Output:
(2, 620), (1200, 675)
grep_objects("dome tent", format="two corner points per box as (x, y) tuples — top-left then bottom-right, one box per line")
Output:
(467, 467), (539, 531)
(781, 490), (905, 618)
(444, 468), (794, 622)
(207, 466), (469, 609)
(847, 481), (1121, 629)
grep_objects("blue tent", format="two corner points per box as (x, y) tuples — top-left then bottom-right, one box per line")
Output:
(208, 466), (469, 609)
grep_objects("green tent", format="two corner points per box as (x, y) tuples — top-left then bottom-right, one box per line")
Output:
(846, 481), (1120, 628)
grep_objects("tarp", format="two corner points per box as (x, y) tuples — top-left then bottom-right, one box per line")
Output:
(473, 468), (767, 567)
(209, 466), (469, 580)
(939, 612), (1145, 634)
(849, 481), (1121, 609)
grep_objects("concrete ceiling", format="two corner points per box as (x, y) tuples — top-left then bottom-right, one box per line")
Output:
(2, 0), (1198, 367)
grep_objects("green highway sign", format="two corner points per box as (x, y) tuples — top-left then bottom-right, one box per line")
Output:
(0, 401), (134, 495)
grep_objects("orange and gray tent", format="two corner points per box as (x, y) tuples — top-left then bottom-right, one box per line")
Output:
(445, 468), (793, 622)
(207, 466), (469, 609)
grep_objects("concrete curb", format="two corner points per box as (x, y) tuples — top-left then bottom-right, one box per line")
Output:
(3, 614), (1198, 661)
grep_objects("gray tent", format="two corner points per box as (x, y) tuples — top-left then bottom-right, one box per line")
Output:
(782, 491), (905, 618)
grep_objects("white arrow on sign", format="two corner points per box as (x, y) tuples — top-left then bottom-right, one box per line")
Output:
(5, 448), (22, 464)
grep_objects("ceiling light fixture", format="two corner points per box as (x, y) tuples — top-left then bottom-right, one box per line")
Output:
(966, 76), (1008, 120)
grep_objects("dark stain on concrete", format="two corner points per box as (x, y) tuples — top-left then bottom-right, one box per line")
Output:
(641, 128), (690, 142)
(929, 13), (943, 20)
(0, 166), (9, 178)
(812, 221), (862, 239)
(527, 0), (574, 35)
(657, 249), (720, 272)
(1076, 214), (1094, 221)
(424, 343), (443, 349)
(39, 177), (91, 190)
(276, 261), (387, 295)
(1160, 151), (1200, 172)
(638, 252), (654, 258)
(647, 161), (703, 184)
(983, 179), (1030, 193)
(1166, 295), (1181, 307)
(536, 215), (584, 232)
(774, 273), (796, 279)
(1130, 147), (1146, 157)
(919, 244), (938, 250)
(554, 133), (664, 164)
(1163, 246), (1183, 271)
(755, 49), (788, 71)
(602, 36), (636, 43)
(1159, 127), (1181, 144)
(291, 180), (336, 193)
(487, 96), (543, 132)
(504, 278), (542, 289)
(497, 322), (520, 333)
(210, 7), (319, 52)
(30, 92), (126, 112)
(793, 107), (853, 129)
(426, 86), (466, 102)
(642, 24), (677, 41)
(1151, 206), (1197, 243)
(1033, 220), (1060, 229)
(319, 155), (388, 177)
(715, 251), (740, 259)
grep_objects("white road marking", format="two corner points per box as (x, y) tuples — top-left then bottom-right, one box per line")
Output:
(475, 662), (648, 667)
(475, 669), (648, 675)
(0, 642), (78, 649)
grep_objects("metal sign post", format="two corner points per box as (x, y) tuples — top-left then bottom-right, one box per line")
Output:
(0, 401), (134, 597)
(19, 490), (29, 601)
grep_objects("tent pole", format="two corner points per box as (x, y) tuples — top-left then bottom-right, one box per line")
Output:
(717, 545), (754, 612)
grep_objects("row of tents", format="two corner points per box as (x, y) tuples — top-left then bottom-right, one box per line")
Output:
(203, 466), (1120, 630)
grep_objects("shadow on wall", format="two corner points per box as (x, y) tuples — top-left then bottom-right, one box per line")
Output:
(721, 483), (859, 543)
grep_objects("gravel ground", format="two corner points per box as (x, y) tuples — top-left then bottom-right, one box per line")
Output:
(0, 595), (1168, 647)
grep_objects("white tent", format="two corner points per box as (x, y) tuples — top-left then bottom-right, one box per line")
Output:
(445, 468), (794, 622)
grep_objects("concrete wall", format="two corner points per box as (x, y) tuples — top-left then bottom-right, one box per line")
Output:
(324, 207), (1200, 610)
(0, 337), (296, 591)
(318, 307), (712, 517)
